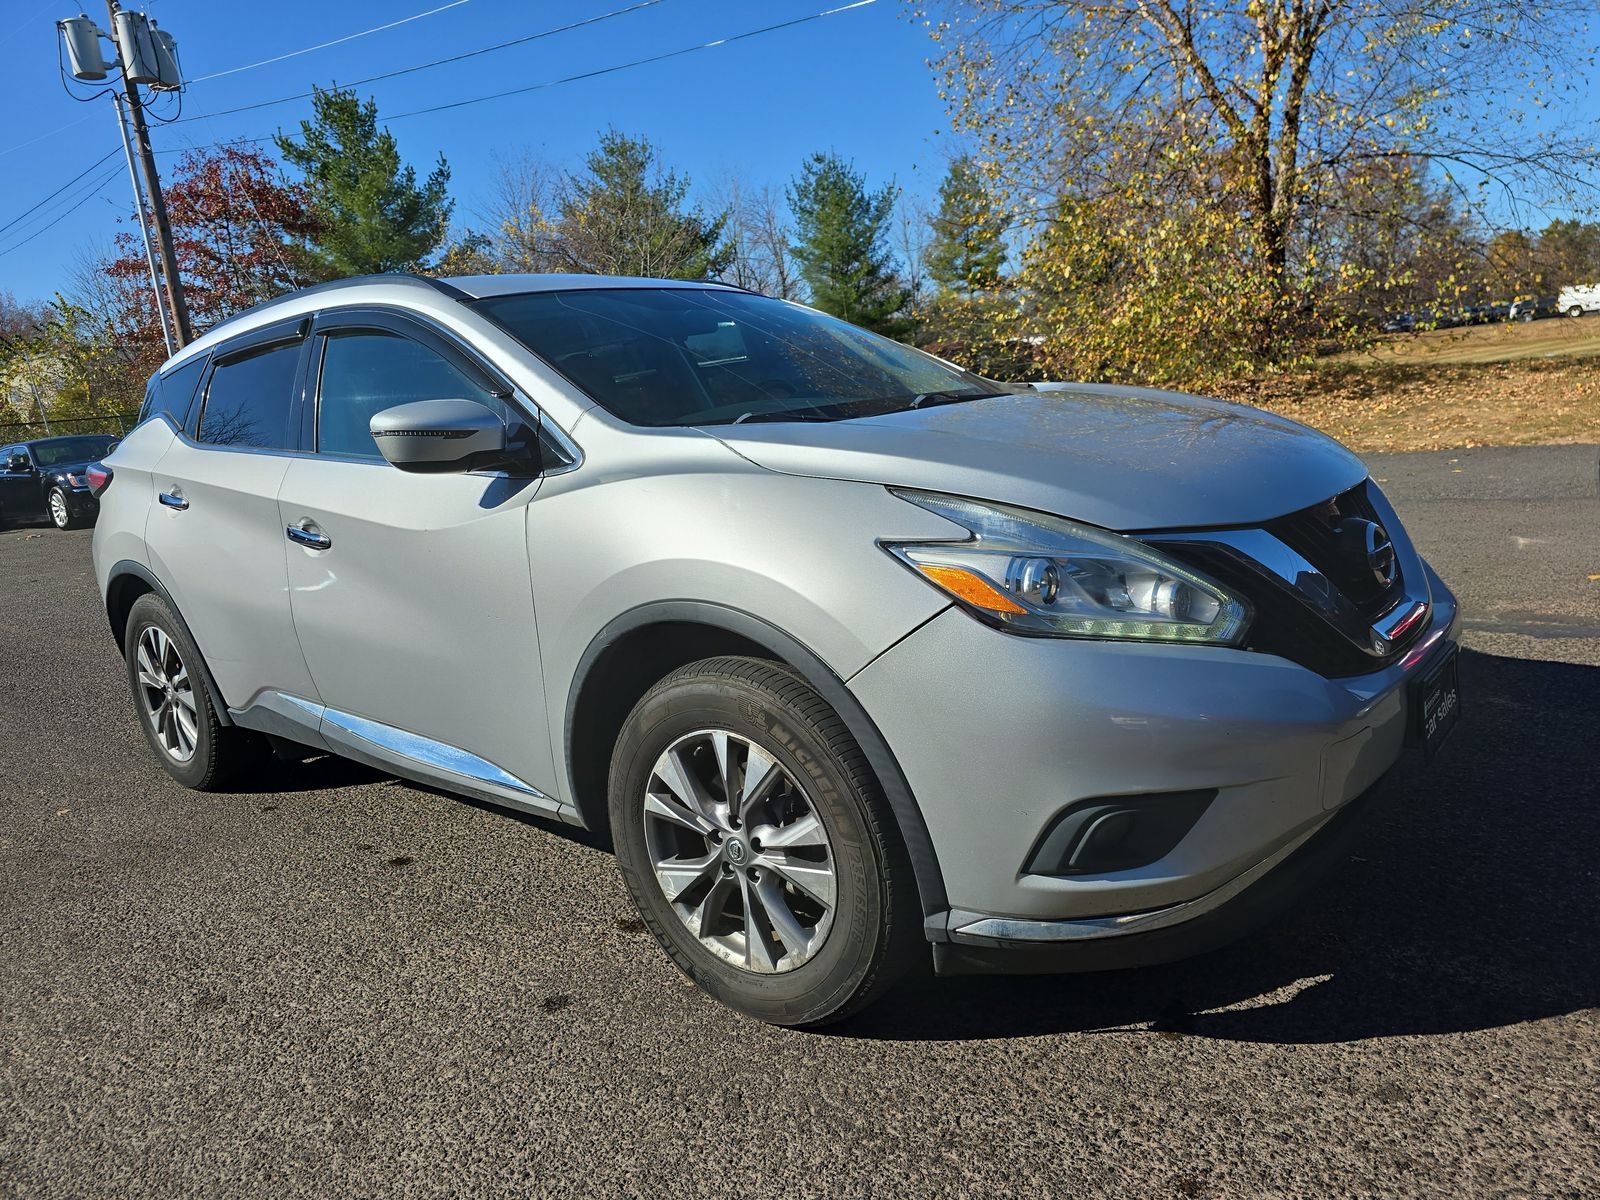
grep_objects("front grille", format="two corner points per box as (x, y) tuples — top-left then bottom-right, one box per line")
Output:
(1263, 482), (1403, 617)
(1151, 480), (1426, 679)
(1160, 542), (1389, 677)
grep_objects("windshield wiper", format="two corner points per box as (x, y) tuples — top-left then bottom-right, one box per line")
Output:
(906, 389), (1000, 410)
(728, 409), (835, 425)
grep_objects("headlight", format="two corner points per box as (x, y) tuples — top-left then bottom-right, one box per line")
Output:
(65, 473), (87, 488)
(884, 490), (1250, 644)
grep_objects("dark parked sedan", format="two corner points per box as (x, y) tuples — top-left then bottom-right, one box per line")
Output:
(0, 434), (119, 530)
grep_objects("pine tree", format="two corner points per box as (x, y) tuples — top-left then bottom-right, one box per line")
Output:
(276, 87), (452, 276)
(787, 153), (908, 335)
(925, 156), (1005, 294)
(550, 131), (730, 279)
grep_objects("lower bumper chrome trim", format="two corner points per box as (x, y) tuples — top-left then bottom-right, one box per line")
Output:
(949, 818), (1326, 945)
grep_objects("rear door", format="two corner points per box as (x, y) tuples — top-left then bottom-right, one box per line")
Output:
(142, 318), (319, 711)
(276, 308), (559, 801)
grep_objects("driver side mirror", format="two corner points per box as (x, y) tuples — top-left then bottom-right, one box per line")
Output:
(369, 399), (508, 474)
(7, 456), (31, 474)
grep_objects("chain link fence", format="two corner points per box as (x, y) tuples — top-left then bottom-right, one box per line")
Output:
(0, 412), (139, 442)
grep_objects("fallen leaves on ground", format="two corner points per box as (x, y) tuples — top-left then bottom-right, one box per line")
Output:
(1214, 356), (1600, 453)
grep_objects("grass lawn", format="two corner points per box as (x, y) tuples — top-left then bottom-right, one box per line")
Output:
(1214, 317), (1600, 453)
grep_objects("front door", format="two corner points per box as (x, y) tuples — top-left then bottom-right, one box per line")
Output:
(0, 445), (41, 522)
(276, 313), (560, 808)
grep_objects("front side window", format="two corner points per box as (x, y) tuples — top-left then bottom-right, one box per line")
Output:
(197, 343), (300, 450)
(315, 330), (504, 460)
(473, 287), (1021, 427)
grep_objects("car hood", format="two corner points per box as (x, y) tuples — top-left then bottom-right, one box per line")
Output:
(705, 383), (1368, 531)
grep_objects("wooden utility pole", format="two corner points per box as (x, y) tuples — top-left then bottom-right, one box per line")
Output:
(106, 0), (191, 349)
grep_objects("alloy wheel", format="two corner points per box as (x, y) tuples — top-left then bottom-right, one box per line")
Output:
(135, 625), (198, 762)
(49, 490), (68, 528)
(642, 728), (836, 974)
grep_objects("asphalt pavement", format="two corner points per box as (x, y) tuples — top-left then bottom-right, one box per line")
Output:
(1, 444), (1597, 1198)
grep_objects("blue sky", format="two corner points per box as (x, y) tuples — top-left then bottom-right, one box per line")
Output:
(2, 2), (1596, 306)
(0, 0), (954, 302)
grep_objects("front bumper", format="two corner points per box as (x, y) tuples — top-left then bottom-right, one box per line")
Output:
(847, 563), (1460, 972)
(63, 487), (98, 517)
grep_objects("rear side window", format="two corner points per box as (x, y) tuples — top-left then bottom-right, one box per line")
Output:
(139, 355), (209, 430)
(315, 330), (504, 460)
(197, 343), (300, 450)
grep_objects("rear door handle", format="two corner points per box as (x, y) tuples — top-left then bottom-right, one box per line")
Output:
(286, 523), (332, 550)
(158, 490), (188, 510)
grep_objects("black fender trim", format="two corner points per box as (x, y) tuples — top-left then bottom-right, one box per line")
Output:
(567, 600), (949, 920)
(104, 559), (234, 727)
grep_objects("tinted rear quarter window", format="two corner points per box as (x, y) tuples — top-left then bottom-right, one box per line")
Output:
(139, 354), (209, 431)
(198, 343), (301, 450)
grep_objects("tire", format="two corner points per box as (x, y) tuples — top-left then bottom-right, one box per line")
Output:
(124, 592), (258, 790)
(48, 487), (84, 530)
(1568, 306), (1584, 319)
(608, 655), (921, 1026)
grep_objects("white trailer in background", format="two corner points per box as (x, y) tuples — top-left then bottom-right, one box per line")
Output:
(1557, 284), (1600, 317)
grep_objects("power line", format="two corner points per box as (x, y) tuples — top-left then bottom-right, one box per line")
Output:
(0, 0), (52, 51)
(187, 0), (474, 84)
(174, 0), (667, 127)
(0, 147), (122, 240)
(172, 0), (877, 141)
(4, 0), (881, 261)
(0, 163), (124, 261)
(387, 0), (878, 121)
(0, 114), (95, 160)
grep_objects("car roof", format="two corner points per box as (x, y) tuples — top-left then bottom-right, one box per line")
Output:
(163, 272), (747, 375)
(20, 434), (115, 447)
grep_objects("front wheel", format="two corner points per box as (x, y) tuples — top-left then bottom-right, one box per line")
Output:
(1569, 305), (1585, 319)
(608, 656), (921, 1026)
(48, 487), (84, 529)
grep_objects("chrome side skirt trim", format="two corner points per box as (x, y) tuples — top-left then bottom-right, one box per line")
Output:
(230, 691), (573, 823)
(948, 819), (1326, 946)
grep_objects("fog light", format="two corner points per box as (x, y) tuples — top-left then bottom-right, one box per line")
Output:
(1023, 790), (1217, 876)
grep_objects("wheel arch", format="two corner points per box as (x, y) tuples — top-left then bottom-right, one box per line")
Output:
(565, 600), (948, 921)
(104, 559), (234, 727)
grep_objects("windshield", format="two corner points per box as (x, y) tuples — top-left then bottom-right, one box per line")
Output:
(31, 436), (117, 467)
(473, 288), (1020, 427)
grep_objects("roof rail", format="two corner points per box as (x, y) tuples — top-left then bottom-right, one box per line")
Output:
(197, 273), (467, 341)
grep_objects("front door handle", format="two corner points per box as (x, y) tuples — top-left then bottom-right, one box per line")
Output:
(158, 489), (188, 510)
(286, 523), (332, 551)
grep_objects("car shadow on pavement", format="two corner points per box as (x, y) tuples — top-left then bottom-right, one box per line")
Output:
(219, 750), (388, 795)
(834, 648), (1600, 1045)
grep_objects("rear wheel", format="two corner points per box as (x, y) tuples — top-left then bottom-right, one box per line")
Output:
(608, 656), (921, 1026)
(1569, 305), (1585, 319)
(124, 593), (258, 790)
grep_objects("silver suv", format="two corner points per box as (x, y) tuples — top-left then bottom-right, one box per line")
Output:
(91, 274), (1461, 1025)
